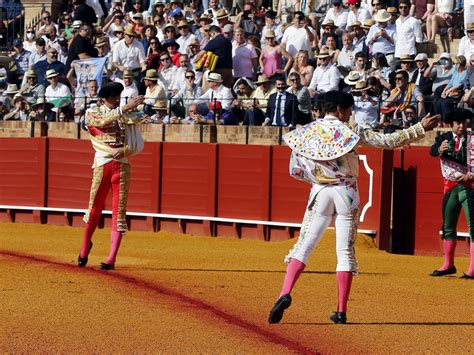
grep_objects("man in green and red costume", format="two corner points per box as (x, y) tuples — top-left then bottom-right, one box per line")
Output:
(429, 108), (474, 279)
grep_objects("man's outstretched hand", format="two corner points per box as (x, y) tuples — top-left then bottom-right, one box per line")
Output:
(420, 113), (441, 131)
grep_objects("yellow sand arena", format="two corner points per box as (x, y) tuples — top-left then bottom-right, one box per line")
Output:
(0, 223), (472, 353)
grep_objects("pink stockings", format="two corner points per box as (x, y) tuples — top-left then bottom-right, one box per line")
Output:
(79, 161), (128, 264)
(467, 243), (474, 276)
(279, 259), (306, 297)
(439, 239), (457, 271)
(336, 271), (353, 313)
(279, 259), (353, 313)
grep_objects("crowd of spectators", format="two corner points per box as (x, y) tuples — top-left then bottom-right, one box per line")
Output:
(0, 0), (472, 130)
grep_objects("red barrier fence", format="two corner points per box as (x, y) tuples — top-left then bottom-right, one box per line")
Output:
(0, 138), (469, 255)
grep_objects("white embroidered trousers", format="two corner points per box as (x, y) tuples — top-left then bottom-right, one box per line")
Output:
(285, 185), (359, 273)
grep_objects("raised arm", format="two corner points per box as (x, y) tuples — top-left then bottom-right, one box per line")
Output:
(358, 113), (440, 149)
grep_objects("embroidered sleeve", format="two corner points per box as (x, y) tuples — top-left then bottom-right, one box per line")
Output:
(356, 122), (426, 149)
(85, 106), (122, 127)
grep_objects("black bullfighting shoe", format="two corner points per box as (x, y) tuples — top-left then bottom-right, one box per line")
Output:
(77, 242), (93, 267)
(460, 273), (474, 279)
(329, 311), (347, 324)
(268, 294), (292, 324)
(430, 266), (457, 277)
(99, 262), (115, 271)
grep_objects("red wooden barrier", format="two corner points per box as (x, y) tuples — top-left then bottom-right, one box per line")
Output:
(0, 137), (47, 223)
(160, 142), (217, 235)
(216, 144), (271, 239)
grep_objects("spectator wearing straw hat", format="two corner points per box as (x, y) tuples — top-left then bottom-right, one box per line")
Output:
(112, 25), (146, 85)
(240, 74), (274, 126)
(350, 21), (368, 58)
(3, 94), (28, 121)
(399, 54), (416, 80)
(44, 69), (72, 113)
(394, 0), (423, 60)
(411, 53), (433, 96)
(131, 12), (145, 38)
(18, 70), (45, 105)
(194, 72), (234, 112)
(309, 49), (341, 97)
(366, 10), (396, 67)
(66, 24), (98, 70)
(457, 23), (474, 60)
(346, 0), (372, 31)
(142, 69), (166, 115)
(351, 80), (380, 128)
(28, 97), (54, 121)
(320, 18), (342, 50)
(116, 69), (139, 107)
(176, 20), (196, 53)
(260, 10), (282, 48)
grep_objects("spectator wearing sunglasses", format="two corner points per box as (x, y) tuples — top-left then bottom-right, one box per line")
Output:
(394, 0), (423, 60)
(34, 47), (67, 87)
(171, 70), (203, 118)
(72, 0), (98, 26)
(38, 11), (59, 37)
(66, 24), (98, 70)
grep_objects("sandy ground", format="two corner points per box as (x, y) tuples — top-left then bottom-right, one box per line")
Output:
(0, 222), (472, 354)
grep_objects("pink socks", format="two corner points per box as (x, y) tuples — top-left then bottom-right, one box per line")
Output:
(105, 231), (123, 265)
(279, 259), (306, 298)
(439, 239), (457, 270)
(79, 224), (96, 258)
(336, 271), (353, 313)
(467, 243), (474, 276)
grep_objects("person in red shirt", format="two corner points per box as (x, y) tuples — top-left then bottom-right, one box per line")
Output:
(162, 39), (181, 66)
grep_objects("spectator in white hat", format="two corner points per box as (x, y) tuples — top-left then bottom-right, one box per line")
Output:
(366, 10), (396, 68)
(457, 23), (474, 61)
(411, 53), (433, 96)
(194, 72), (234, 111)
(44, 69), (72, 112)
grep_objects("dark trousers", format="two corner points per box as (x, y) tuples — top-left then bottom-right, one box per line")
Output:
(441, 184), (474, 241)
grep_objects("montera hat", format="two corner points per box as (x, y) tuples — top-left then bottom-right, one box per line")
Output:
(98, 82), (124, 98)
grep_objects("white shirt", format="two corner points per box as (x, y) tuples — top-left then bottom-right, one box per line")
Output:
(144, 83), (166, 106)
(232, 41), (258, 78)
(45, 82), (71, 112)
(195, 84), (234, 111)
(158, 66), (177, 90)
(346, 8), (371, 30)
(323, 7), (349, 29)
(309, 64), (340, 93)
(116, 79), (139, 107)
(366, 23), (396, 54)
(457, 36), (474, 60)
(394, 16), (423, 57)
(354, 96), (379, 128)
(337, 46), (356, 68)
(112, 38), (146, 70)
(176, 32), (197, 53)
(281, 26), (316, 59)
(23, 40), (36, 53)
